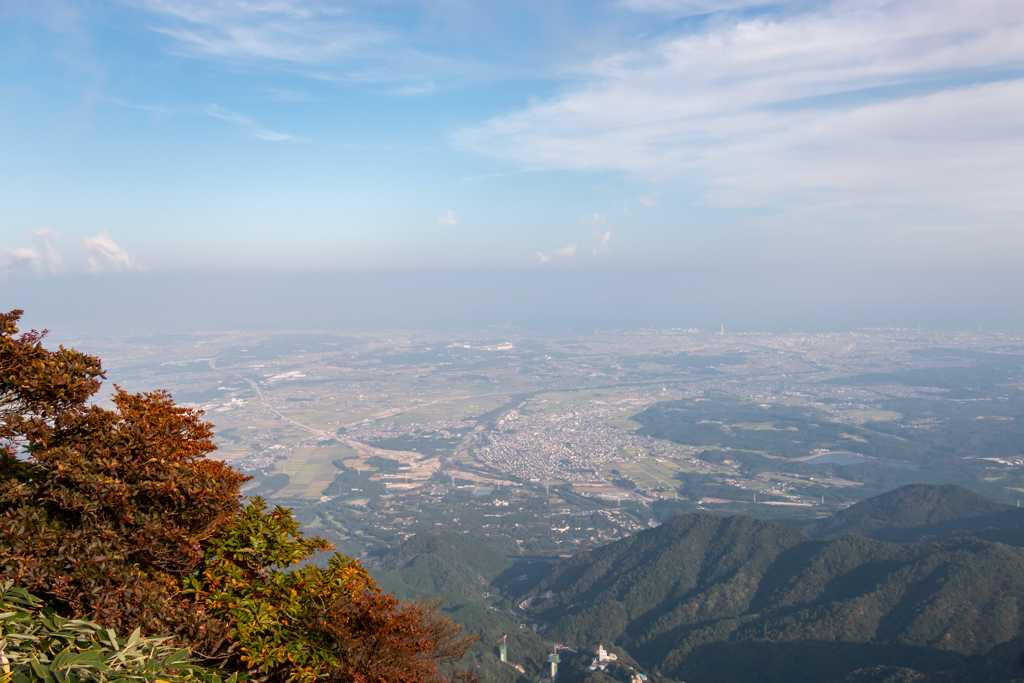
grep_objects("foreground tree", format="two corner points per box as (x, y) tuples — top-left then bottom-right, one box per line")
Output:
(187, 499), (478, 683)
(0, 310), (477, 683)
(0, 309), (248, 636)
(317, 594), (478, 683)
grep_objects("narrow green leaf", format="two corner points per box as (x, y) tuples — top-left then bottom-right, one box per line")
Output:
(66, 652), (103, 668)
(160, 651), (188, 668)
(29, 659), (49, 679)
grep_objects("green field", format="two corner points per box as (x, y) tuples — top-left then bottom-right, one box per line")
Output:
(603, 457), (682, 490)
(271, 444), (358, 498)
(608, 415), (643, 430)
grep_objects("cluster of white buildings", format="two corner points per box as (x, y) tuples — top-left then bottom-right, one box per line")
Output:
(477, 402), (698, 482)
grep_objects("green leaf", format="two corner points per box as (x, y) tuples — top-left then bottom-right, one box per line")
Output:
(66, 651), (104, 668)
(159, 651), (188, 669)
(49, 648), (74, 671)
(29, 659), (49, 679)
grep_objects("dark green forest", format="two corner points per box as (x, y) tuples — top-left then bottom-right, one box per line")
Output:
(370, 485), (1024, 683)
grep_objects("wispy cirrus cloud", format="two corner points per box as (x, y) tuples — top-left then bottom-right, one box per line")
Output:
(104, 99), (307, 141)
(132, 0), (385, 65)
(454, 0), (1024, 226)
(393, 81), (436, 96)
(537, 244), (577, 263)
(203, 104), (308, 141)
(620, 0), (804, 15)
(125, 0), (465, 87)
(593, 230), (611, 255)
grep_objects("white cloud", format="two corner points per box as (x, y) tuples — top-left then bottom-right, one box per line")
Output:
(204, 104), (308, 142)
(105, 100), (308, 141)
(639, 197), (656, 207)
(79, 231), (141, 273)
(393, 82), (437, 96)
(621, 0), (803, 15)
(32, 228), (62, 272)
(1, 247), (42, 272)
(1, 229), (63, 275)
(249, 128), (305, 142)
(537, 244), (578, 263)
(438, 209), (458, 226)
(134, 0), (384, 65)
(593, 230), (612, 255)
(592, 213), (606, 223)
(127, 0), (457, 88)
(454, 0), (1024, 224)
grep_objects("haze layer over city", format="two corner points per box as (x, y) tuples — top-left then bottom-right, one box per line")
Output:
(22, 323), (1012, 562)
(3, 0), (1024, 533)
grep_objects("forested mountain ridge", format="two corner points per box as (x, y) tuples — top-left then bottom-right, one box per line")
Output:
(373, 531), (512, 601)
(523, 514), (807, 645)
(368, 486), (1024, 682)
(370, 533), (552, 683)
(514, 491), (1024, 683)
(803, 483), (1024, 545)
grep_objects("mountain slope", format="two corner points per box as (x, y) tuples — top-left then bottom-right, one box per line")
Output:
(527, 513), (806, 645)
(369, 533), (547, 683)
(367, 488), (1024, 682)
(803, 484), (1024, 545)
(524, 512), (1024, 683)
(373, 531), (511, 601)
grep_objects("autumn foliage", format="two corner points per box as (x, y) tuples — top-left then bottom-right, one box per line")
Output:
(0, 309), (245, 634)
(185, 499), (477, 683)
(316, 594), (480, 683)
(0, 310), (477, 683)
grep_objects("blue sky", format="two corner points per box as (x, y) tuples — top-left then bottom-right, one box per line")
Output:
(1, 0), (1023, 282)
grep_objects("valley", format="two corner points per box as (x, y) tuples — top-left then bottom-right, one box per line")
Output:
(77, 325), (1024, 557)
(368, 485), (1024, 683)
(66, 326), (1024, 680)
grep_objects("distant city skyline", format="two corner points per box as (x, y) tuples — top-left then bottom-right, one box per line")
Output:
(1, 0), (1022, 327)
